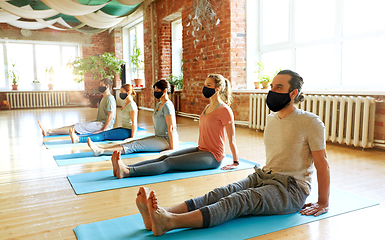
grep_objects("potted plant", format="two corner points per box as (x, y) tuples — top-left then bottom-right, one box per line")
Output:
(32, 79), (41, 91)
(130, 34), (144, 87)
(46, 66), (54, 90)
(255, 61), (280, 89)
(8, 62), (19, 90)
(67, 52), (126, 84)
(168, 74), (183, 90)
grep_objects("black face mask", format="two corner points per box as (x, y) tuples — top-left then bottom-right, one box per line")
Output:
(266, 90), (292, 112)
(98, 86), (107, 93)
(154, 91), (163, 99)
(202, 86), (216, 98)
(119, 93), (128, 100)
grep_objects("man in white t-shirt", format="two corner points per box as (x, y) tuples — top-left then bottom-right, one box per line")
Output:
(133, 70), (330, 236)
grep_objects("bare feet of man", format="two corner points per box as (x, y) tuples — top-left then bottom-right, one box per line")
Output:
(87, 138), (104, 156)
(147, 190), (173, 236)
(38, 121), (49, 136)
(136, 187), (152, 230)
(69, 128), (79, 143)
(111, 151), (130, 179)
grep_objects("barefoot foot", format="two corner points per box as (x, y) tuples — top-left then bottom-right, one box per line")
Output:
(136, 187), (152, 230)
(87, 138), (104, 156)
(112, 151), (130, 179)
(38, 121), (50, 136)
(69, 128), (79, 143)
(147, 191), (172, 236)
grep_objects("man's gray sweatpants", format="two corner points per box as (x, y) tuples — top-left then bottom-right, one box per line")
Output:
(185, 167), (309, 228)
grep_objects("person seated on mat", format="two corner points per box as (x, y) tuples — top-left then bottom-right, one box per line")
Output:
(38, 78), (116, 136)
(110, 73), (240, 179)
(134, 70), (330, 236)
(68, 84), (138, 143)
(86, 79), (179, 157)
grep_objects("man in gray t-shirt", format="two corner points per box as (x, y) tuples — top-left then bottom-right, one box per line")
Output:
(38, 78), (116, 136)
(133, 70), (330, 236)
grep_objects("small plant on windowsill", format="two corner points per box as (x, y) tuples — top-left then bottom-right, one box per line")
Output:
(8, 62), (19, 90)
(130, 34), (144, 87)
(32, 79), (41, 91)
(45, 66), (54, 90)
(254, 61), (280, 89)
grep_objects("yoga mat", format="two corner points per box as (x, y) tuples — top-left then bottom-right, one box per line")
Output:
(67, 155), (258, 195)
(74, 188), (379, 240)
(54, 142), (198, 166)
(43, 127), (146, 139)
(44, 131), (151, 149)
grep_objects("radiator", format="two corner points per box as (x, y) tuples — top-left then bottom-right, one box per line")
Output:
(249, 94), (376, 148)
(6, 91), (67, 109)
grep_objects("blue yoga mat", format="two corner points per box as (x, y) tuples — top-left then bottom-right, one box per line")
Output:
(43, 127), (146, 139)
(54, 142), (198, 166)
(44, 130), (150, 149)
(67, 155), (258, 195)
(73, 188), (379, 240)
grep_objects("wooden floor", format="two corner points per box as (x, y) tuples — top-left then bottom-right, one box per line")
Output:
(0, 107), (384, 239)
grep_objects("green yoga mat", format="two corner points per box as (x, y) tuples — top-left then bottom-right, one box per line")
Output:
(54, 142), (198, 166)
(73, 188), (379, 240)
(67, 155), (258, 195)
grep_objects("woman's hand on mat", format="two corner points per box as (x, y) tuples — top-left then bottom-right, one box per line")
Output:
(93, 130), (103, 134)
(300, 202), (329, 216)
(123, 137), (135, 142)
(221, 163), (239, 170)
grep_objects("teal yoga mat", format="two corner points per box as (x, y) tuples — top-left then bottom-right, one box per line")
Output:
(54, 142), (198, 166)
(67, 155), (258, 195)
(74, 188), (379, 240)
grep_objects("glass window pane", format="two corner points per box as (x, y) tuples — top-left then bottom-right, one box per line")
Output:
(296, 43), (337, 89)
(35, 44), (61, 84)
(61, 46), (80, 90)
(343, 0), (385, 36)
(342, 36), (385, 88)
(0, 44), (5, 88)
(295, 0), (335, 43)
(172, 19), (183, 77)
(7, 43), (34, 90)
(261, 50), (291, 76)
(261, 0), (289, 45)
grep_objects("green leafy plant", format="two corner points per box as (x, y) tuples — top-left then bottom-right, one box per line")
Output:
(168, 74), (183, 90)
(130, 35), (144, 79)
(33, 79), (40, 83)
(8, 62), (19, 85)
(255, 61), (280, 84)
(67, 52), (126, 83)
(45, 66), (54, 82)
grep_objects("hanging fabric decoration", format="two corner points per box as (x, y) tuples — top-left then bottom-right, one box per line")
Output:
(36, 17), (75, 31)
(75, 11), (125, 29)
(0, 9), (20, 23)
(7, 18), (59, 30)
(41, 0), (110, 16)
(110, 4), (143, 29)
(117, 0), (144, 5)
(0, 2), (59, 19)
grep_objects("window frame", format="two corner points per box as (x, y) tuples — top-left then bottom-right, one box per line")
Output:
(0, 39), (81, 90)
(247, 0), (385, 91)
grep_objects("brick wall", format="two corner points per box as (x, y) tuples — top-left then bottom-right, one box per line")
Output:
(142, 0), (247, 115)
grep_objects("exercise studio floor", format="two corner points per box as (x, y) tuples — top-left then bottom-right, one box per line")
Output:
(1, 107), (384, 239)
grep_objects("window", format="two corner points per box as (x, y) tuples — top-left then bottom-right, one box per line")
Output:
(0, 40), (80, 90)
(172, 18), (183, 77)
(250, 0), (385, 90)
(126, 22), (144, 86)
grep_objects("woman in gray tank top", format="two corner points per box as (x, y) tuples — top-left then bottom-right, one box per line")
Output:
(87, 79), (178, 157)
